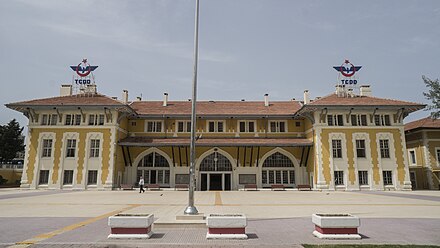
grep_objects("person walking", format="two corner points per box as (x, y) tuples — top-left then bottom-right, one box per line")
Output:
(139, 176), (145, 193)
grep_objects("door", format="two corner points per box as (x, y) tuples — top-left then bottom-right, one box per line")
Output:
(224, 173), (231, 191)
(150, 170), (157, 184)
(209, 174), (222, 190)
(410, 171), (417, 190)
(201, 173), (208, 191)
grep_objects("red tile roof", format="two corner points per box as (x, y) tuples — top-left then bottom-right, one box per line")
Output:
(405, 117), (440, 131)
(6, 93), (126, 107)
(119, 137), (313, 147)
(307, 93), (424, 107)
(130, 101), (301, 116)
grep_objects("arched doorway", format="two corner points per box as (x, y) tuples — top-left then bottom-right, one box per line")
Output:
(199, 151), (232, 191)
(261, 152), (296, 187)
(137, 151), (170, 186)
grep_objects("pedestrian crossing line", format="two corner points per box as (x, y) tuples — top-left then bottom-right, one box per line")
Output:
(11, 204), (141, 247)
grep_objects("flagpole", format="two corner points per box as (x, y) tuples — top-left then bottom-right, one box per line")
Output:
(184, 0), (200, 215)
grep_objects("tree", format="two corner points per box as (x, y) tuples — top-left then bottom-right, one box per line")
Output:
(0, 119), (24, 163)
(423, 75), (440, 119)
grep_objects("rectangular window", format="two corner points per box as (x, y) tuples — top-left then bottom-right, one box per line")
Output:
(409, 150), (416, 165)
(41, 114), (48, 125)
(65, 114), (81, 125)
(332, 139), (342, 158)
(146, 121), (162, 132)
(208, 121), (225, 132)
(51, 114), (58, 125)
(356, 139), (366, 158)
(42, 139), (53, 158)
(87, 170), (98, 185)
(358, 171), (368, 185)
(88, 114), (105, 125)
(66, 139), (77, 158)
(177, 121), (191, 133)
(383, 170), (393, 185)
(90, 139), (100, 158)
(380, 139), (390, 158)
(334, 171), (344, 185)
(375, 115), (391, 126)
(39, 170), (49, 185)
(351, 115), (367, 126)
(327, 115), (343, 126)
(63, 170), (73, 185)
(269, 121), (286, 132)
(239, 121), (255, 132)
(436, 149), (440, 166)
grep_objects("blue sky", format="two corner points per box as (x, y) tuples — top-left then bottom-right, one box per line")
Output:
(1, 0), (440, 128)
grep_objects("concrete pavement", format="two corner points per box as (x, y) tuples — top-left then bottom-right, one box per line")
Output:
(0, 189), (439, 247)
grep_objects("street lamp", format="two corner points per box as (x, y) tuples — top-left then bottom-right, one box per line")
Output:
(184, 0), (200, 215)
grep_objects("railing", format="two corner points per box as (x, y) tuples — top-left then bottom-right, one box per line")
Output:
(0, 163), (23, 170)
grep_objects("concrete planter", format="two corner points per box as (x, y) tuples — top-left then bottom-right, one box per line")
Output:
(108, 213), (154, 239)
(312, 213), (361, 239)
(206, 214), (247, 239)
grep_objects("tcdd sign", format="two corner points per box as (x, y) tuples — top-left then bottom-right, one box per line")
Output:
(333, 60), (362, 85)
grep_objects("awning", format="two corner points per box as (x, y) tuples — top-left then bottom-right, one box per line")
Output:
(118, 137), (313, 147)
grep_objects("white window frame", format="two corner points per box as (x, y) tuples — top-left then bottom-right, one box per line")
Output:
(89, 139), (100, 158)
(207, 120), (225, 133)
(379, 139), (390, 158)
(334, 171), (344, 186)
(332, 139), (342, 158)
(269, 121), (287, 133)
(176, 120), (191, 133)
(63, 170), (74, 185)
(41, 114), (58, 126)
(145, 120), (163, 133)
(356, 139), (366, 158)
(435, 148), (440, 167)
(88, 114), (105, 126)
(238, 120), (256, 133)
(374, 114), (391, 126)
(87, 170), (98, 185)
(358, 170), (369, 185)
(351, 114), (367, 126)
(65, 114), (81, 126)
(408, 149), (417, 166)
(66, 139), (77, 158)
(41, 139), (53, 158)
(383, 170), (393, 186)
(327, 114), (344, 126)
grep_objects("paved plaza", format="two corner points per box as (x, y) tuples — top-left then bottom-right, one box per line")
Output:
(0, 188), (439, 247)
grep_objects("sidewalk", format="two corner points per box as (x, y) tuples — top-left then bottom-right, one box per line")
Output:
(0, 189), (439, 247)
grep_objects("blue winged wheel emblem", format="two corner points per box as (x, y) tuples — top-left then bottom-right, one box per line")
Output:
(333, 60), (361, 77)
(70, 58), (98, 77)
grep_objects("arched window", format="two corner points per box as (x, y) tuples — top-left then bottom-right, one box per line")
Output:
(137, 152), (170, 185)
(262, 152), (295, 186)
(200, 152), (232, 171)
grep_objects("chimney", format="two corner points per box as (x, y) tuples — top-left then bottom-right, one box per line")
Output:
(304, 90), (310, 104)
(347, 88), (354, 97)
(60, 85), (72, 96)
(360, 85), (372, 97)
(163, 92), (168, 107)
(122, 90), (128, 103)
(264, 94), (269, 107)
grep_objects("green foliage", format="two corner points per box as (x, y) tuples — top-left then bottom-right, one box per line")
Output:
(0, 119), (24, 163)
(423, 75), (440, 119)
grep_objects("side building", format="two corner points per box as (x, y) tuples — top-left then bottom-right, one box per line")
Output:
(405, 117), (440, 190)
(6, 84), (425, 190)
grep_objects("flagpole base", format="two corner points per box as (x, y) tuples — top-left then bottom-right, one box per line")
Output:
(184, 206), (199, 215)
